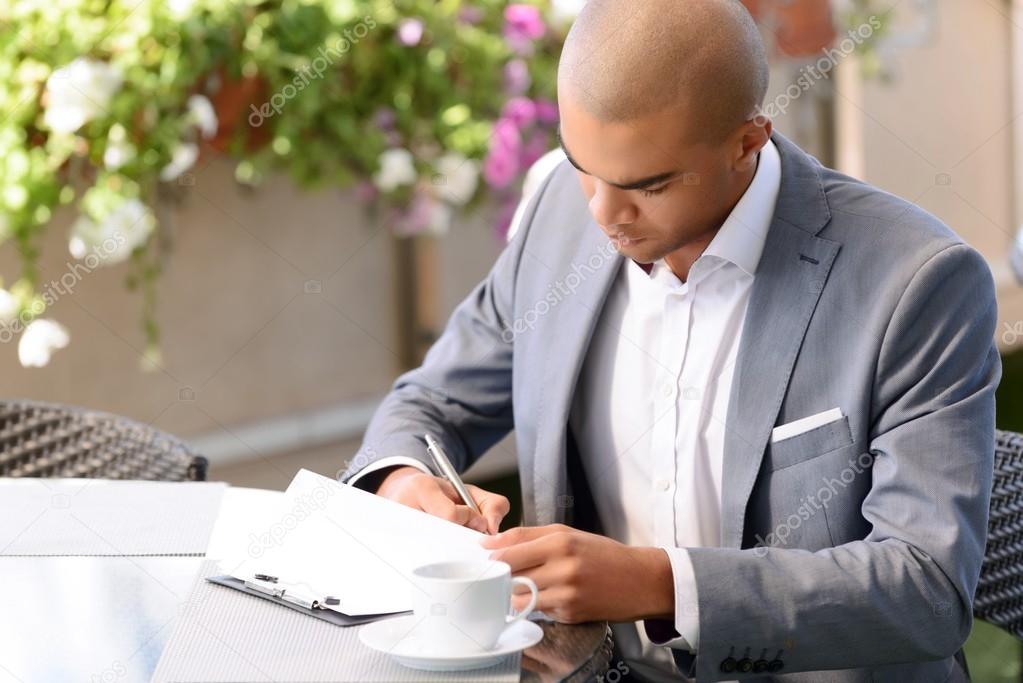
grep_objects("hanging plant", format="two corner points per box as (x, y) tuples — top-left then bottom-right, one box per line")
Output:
(0, 0), (573, 368)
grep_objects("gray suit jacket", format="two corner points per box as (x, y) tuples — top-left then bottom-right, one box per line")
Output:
(340, 132), (1000, 682)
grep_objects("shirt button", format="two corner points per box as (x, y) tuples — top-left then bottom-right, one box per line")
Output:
(661, 383), (674, 398)
(657, 478), (671, 492)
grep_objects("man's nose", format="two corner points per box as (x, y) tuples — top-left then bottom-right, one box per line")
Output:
(588, 182), (637, 229)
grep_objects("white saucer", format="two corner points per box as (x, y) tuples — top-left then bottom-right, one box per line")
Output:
(358, 615), (544, 672)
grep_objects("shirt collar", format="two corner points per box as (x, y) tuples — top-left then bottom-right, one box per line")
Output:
(631, 137), (782, 280)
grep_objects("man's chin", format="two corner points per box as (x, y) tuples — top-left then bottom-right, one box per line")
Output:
(612, 238), (660, 261)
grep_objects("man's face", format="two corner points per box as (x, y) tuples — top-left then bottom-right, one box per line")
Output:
(556, 88), (745, 264)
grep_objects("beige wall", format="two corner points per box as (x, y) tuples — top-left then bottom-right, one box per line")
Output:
(0, 153), (505, 487)
(840, 0), (1022, 347)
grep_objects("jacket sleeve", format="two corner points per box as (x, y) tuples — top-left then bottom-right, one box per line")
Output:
(682, 242), (1000, 680)
(338, 167), (562, 484)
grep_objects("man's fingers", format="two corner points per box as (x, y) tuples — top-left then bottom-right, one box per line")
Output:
(480, 524), (567, 548)
(467, 485), (510, 534)
(420, 484), (488, 531)
(488, 536), (563, 572)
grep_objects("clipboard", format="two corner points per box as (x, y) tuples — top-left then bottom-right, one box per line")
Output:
(206, 575), (411, 627)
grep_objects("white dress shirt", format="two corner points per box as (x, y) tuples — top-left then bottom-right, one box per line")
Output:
(568, 139), (780, 680)
(351, 139), (781, 681)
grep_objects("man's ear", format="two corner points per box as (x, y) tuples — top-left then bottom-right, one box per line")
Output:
(734, 116), (772, 171)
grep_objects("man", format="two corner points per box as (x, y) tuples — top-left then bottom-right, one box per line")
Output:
(339, 1), (1000, 680)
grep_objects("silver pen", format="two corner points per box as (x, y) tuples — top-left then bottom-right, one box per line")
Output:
(424, 433), (484, 520)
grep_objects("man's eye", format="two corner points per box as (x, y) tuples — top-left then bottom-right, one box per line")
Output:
(639, 185), (667, 197)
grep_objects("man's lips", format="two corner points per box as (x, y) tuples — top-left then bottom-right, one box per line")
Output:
(609, 234), (644, 246)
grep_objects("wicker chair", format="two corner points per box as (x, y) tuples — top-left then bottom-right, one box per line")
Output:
(0, 400), (207, 481)
(975, 430), (1023, 639)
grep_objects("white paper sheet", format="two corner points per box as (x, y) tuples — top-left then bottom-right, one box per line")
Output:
(222, 469), (490, 616)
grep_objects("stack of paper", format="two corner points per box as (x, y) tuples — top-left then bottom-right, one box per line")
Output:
(221, 469), (490, 616)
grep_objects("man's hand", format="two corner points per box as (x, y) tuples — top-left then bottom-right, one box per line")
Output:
(375, 466), (510, 534)
(480, 524), (675, 624)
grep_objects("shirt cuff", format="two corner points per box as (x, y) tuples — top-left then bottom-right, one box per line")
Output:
(346, 456), (435, 490)
(643, 547), (699, 653)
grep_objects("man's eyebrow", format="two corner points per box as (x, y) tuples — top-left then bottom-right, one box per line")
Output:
(555, 126), (681, 191)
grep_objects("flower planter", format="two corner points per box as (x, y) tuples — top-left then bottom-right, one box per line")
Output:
(741, 0), (837, 58)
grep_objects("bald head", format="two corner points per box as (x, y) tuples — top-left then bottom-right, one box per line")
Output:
(558, 0), (768, 143)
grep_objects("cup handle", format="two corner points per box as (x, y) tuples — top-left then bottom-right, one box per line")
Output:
(507, 576), (539, 624)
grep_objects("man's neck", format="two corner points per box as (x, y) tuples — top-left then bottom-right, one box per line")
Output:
(662, 153), (760, 282)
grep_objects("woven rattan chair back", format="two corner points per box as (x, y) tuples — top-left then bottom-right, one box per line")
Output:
(0, 400), (206, 481)
(975, 430), (1023, 639)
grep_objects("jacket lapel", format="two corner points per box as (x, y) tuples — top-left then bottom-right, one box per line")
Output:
(718, 133), (838, 548)
(530, 222), (623, 526)
(528, 132), (839, 544)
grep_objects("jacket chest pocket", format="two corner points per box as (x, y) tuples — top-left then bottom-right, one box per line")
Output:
(767, 414), (854, 471)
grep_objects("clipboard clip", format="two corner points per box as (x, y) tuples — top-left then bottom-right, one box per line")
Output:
(244, 573), (341, 611)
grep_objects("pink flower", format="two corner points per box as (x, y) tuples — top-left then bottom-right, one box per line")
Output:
(483, 147), (519, 189)
(355, 181), (378, 203)
(397, 18), (424, 46)
(534, 98), (560, 126)
(504, 5), (546, 40)
(504, 4), (546, 55)
(458, 6), (484, 25)
(491, 118), (522, 152)
(520, 130), (551, 169)
(494, 196), (520, 240)
(501, 97), (537, 129)
(503, 59), (531, 96)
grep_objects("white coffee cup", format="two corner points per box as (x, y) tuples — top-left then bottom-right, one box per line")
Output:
(409, 559), (538, 655)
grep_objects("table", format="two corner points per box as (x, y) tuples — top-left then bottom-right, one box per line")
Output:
(0, 482), (612, 682)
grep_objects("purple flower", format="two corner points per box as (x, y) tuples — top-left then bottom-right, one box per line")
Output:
(504, 5), (546, 40)
(483, 147), (519, 189)
(397, 18), (424, 46)
(520, 130), (550, 169)
(534, 98), (560, 126)
(458, 6), (484, 25)
(494, 195), (520, 240)
(355, 180), (378, 203)
(503, 59), (531, 96)
(373, 107), (396, 130)
(501, 97), (537, 129)
(491, 118), (522, 152)
(504, 4), (546, 55)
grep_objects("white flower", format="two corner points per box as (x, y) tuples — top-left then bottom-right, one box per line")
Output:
(187, 94), (218, 139)
(550, 0), (587, 26)
(69, 198), (155, 265)
(168, 0), (197, 19)
(103, 139), (134, 170)
(42, 58), (122, 133)
(18, 319), (70, 368)
(373, 148), (417, 192)
(425, 199), (453, 236)
(159, 142), (198, 181)
(432, 152), (479, 206)
(0, 289), (17, 325)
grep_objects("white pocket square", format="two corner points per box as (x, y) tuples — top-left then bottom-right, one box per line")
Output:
(770, 408), (844, 444)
